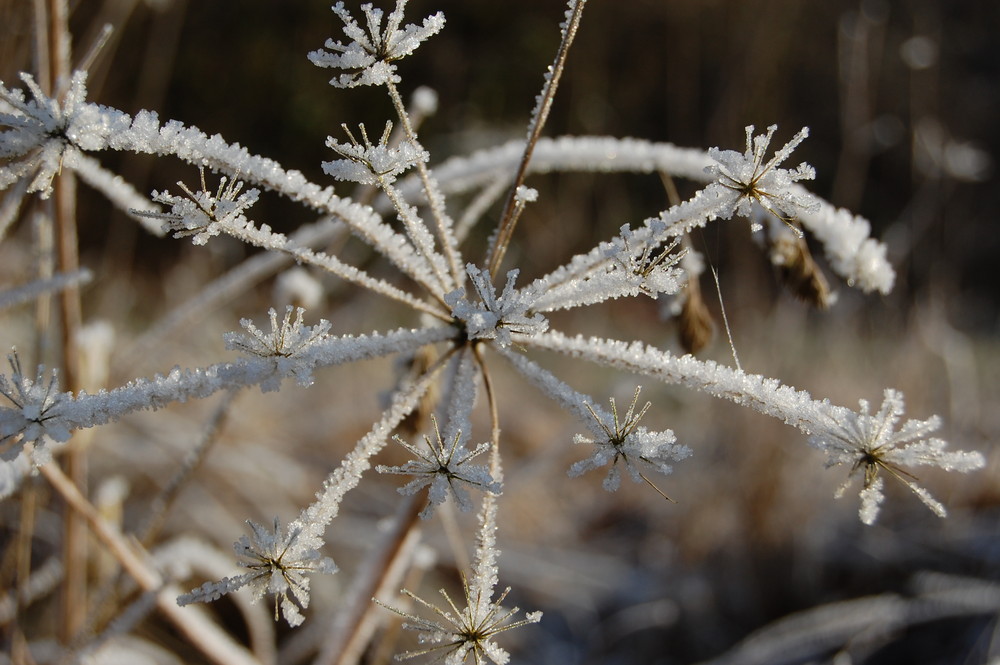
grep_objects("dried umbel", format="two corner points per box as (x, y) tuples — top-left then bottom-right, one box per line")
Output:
(0, 0), (985, 661)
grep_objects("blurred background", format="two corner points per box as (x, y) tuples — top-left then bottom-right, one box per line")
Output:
(1, 1), (998, 664)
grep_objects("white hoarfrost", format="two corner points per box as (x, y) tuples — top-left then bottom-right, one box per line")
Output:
(0, 0), (985, 656)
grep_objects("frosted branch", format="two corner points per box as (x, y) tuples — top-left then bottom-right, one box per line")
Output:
(410, 134), (895, 293)
(63, 150), (164, 234)
(518, 330), (982, 522)
(0, 325), (456, 470)
(135, 173), (449, 318)
(0, 268), (92, 311)
(530, 223), (686, 311)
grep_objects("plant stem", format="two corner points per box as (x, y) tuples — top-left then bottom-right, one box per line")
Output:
(37, 0), (89, 643)
(487, 0), (587, 279)
(386, 80), (464, 288)
(313, 494), (425, 665)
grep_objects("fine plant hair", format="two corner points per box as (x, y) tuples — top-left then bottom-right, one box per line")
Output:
(0, 1), (989, 664)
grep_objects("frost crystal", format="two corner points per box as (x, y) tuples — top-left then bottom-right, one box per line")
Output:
(513, 185), (538, 203)
(377, 415), (501, 519)
(708, 124), (819, 233)
(308, 0), (446, 88)
(324, 121), (427, 185)
(0, 353), (72, 463)
(446, 265), (548, 348)
(224, 306), (332, 391)
(570, 387), (690, 496)
(178, 517), (337, 627)
(808, 389), (986, 524)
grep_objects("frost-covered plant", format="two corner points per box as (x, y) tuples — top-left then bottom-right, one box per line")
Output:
(179, 517), (337, 627)
(569, 386), (690, 497)
(377, 478), (542, 665)
(377, 414), (502, 520)
(0, 0), (987, 662)
(0, 353), (71, 464)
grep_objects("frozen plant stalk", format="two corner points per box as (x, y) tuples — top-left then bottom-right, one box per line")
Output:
(0, 1), (987, 661)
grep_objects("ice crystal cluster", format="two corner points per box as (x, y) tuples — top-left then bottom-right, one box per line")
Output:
(0, 0), (986, 662)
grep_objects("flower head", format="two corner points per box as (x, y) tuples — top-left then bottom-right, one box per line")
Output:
(224, 306), (332, 391)
(570, 386), (690, 497)
(377, 415), (501, 519)
(445, 265), (548, 348)
(809, 389), (986, 524)
(708, 124), (819, 233)
(309, 0), (446, 88)
(383, 581), (542, 665)
(608, 225), (686, 298)
(0, 353), (72, 464)
(136, 168), (259, 245)
(324, 121), (427, 185)
(0, 70), (115, 197)
(377, 488), (541, 664)
(178, 517), (337, 627)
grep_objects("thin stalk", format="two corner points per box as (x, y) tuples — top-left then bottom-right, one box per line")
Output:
(473, 343), (502, 479)
(213, 214), (452, 321)
(38, 0), (89, 643)
(367, 543), (434, 665)
(487, 0), (587, 279)
(313, 494), (424, 665)
(55, 170), (86, 644)
(385, 80), (464, 287)
(114, 217), (347, 376)
(13, 480), (39, 636)
(377, 174), (453, 305)
(311, 342), (442, 665)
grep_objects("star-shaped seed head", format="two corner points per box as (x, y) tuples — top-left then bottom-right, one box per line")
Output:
(323, 120), (427, 185)
(178, 517), (337, 627)
(708, 124), (819, 234)
(224, 306), (332, 391)
(378, 576), (541, 665)
(377, 415), (501, 519)
(570, 387), (690, 498)
(445, 265), (548, 348)
(0, 352), (71, 464)
(308, 0), (446, 88)
(809, 388), (986, 524)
